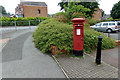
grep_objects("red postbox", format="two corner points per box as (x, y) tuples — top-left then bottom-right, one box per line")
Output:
(72, 18), (85, 56)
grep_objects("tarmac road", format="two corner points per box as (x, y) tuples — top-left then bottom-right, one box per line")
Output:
(109, 32), (120, 40)
(1, 28), (66, 78)
(103, 31), (120, 40)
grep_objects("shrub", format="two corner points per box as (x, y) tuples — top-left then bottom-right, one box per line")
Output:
(1, 17), (49, 26)
(33, 18), (73, 53)
(55, 12), (64, 17)
(89, 19), (97, 26)
(33, 18), (116, 54)
(84, 28), (115, 53)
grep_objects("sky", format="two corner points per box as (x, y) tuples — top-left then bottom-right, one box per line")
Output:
(0, 0), (120, 15)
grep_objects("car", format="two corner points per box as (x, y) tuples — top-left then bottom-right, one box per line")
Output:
(9, 14), (18, 18)
(90, 21), (119, 33)
(117, 21), (120, 31)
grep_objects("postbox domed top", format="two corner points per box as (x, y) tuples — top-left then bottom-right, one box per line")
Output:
(71, 18), (85, 22)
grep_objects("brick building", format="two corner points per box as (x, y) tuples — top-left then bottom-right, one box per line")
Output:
(92, 8), (103, 21)
(15, 1), (48, 18)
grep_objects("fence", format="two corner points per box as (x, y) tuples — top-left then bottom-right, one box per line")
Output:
(0, 20), (43, 31)
(1, 20), (43, 26)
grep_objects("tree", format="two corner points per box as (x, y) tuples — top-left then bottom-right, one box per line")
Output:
(111, 1), (120, 19)
(61, 2), (91, 23)
(0, 5), (7, 14)
(58, 2), (99, 17)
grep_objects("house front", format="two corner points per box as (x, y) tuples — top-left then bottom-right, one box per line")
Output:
(15, 1), (48, 18)
(92, 8), (103, 21)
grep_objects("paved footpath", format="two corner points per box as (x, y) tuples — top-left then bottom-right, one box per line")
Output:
(56, 54), (118, 78)
(1, 29), (66, 78)
(91, 47), (118, 68)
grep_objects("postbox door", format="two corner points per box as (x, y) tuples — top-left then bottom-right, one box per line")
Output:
(73, 26), (84, 50)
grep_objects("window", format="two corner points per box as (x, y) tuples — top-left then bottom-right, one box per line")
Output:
(97, 11), (99, 13)
(96, 23), (102, 26)
(37, 9), (40, 14)
(23, 14), (24, 18)
(21, 8), (23, 11)
(99, 17), (101, 20)
(19, 11), (21, 14)
(117, 22), (120, 26)
(103, 23), (108, 26)
(109, 23), (115, 26)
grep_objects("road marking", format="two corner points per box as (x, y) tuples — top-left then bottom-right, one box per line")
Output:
(52, 55), (70, 79)
(0, 38), (10, 51)
(0, 38), (9, 43)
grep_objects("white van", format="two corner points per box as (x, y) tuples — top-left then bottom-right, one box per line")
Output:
(90, 21), (119, 32)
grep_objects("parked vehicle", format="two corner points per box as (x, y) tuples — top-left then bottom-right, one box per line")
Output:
(90, 21), (119, 33)
(117, 21), (120, 31)
(9, 14), (18, 18)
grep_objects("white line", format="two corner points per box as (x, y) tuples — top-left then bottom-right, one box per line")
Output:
(52, 55), (70, 79)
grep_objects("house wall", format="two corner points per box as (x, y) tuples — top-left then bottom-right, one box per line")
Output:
(22, 5), (48, 18)
(92, 8), (102, 21)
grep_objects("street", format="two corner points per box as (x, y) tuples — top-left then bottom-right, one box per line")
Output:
(0, 27), (65, 78)
(103, 31), (120, 40)
(0, 26), (119, 78)
(0, 26), (37, 34)
(110, 32), (120, 40)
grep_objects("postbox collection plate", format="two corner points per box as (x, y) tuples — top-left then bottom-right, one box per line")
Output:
(76, 29), (81, 35)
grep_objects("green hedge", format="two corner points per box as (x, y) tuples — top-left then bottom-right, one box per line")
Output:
(33, 18), (116, 54)
(0, 17), (49, 26)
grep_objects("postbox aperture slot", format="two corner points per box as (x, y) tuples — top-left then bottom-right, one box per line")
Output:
(74, 26), (82, 29)
(75, 26), (82, 27)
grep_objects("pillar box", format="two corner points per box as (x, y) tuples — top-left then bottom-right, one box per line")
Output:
(71, 18), (85, 56)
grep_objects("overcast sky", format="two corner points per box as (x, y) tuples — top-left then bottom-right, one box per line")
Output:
(0, 0), (119, 14)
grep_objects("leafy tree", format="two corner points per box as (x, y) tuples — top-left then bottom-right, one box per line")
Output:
(58, 2), (68, 10)
(0, 5), (7, 14)
(58, 2), (99, 17)
(111, 1), (120, 19)
(62, 2), (91, 23)
(55, 12), (64, 16)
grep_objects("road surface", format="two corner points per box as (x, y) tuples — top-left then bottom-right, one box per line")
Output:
(103, 31), (120, 40)
(0, 28), (65, 78)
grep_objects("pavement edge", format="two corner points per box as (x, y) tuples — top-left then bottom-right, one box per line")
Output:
(52, 55), (70, 80)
